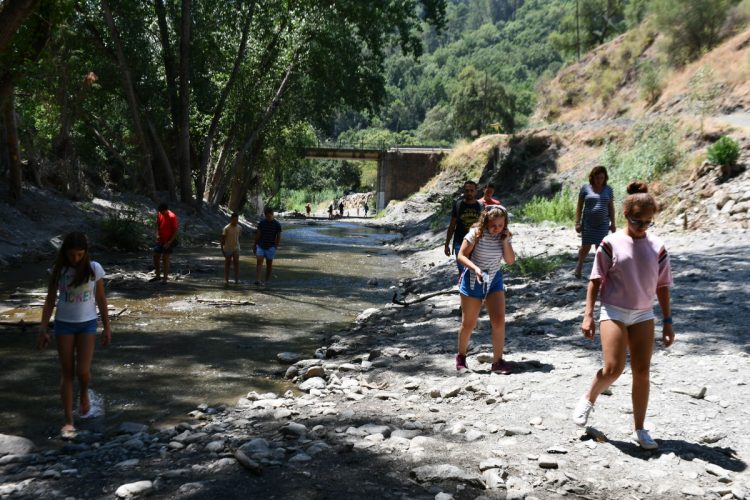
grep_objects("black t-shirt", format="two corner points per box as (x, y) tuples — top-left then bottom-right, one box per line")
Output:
(451, 199), (482, 246)
(257, 219), (282, 249)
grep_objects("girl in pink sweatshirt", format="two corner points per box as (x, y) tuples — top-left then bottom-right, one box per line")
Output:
(572, 181), (675, 450)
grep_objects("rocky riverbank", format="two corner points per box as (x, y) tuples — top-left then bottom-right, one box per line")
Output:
(1, 213), (748, 498)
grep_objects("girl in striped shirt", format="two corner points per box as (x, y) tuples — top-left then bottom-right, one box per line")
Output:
(455, 206), (516, 374)
(572, 181), (675, 450)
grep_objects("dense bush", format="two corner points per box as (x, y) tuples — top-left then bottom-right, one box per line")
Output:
(707, 136), (740, 167)
(100, 209), (148, 252)
(518, 188), (576, 224)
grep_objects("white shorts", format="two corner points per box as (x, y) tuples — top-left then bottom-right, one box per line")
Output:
(600, 303), (655, 327)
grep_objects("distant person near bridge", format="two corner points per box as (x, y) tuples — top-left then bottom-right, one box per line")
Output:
(305, 203), (312, 218)
(364, 202), (369, 217)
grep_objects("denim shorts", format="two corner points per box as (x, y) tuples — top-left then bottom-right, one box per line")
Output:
(256, 246), (276, 260)
(54, 319), (98, 336)
(459, 269), (504, 299)
(600, 303), (655, 327)
(153, 243), (173, 254)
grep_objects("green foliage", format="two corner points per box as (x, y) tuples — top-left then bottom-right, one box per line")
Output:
(503, 253), (565, 277)
(100, 209), (148, 251)
(279, 188), (340, 213)
(450, 65), (515, 137)
(707, 136), (740, 166)
(549, 0), (628, 58)
(518, 188), (576, 224)
(599, 119), (679, 220)
(638, 60), (664, 105)
(652, 0), (733, 65)
(687, 66), (722, 133)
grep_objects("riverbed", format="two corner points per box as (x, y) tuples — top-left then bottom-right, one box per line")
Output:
(0, 220), (406, 442)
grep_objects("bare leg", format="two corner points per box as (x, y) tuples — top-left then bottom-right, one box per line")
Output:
(255, 256), (265, 283)
(575, 244), (592, 277)
(223, 256), (231, 283)
(56, 335), (76, 430)
(484, 291), (506, 363)
(265, 260), (273, 282)
(233, 252), (240, 283)
(627, 320), (655, 430)
(153, 253), (161, 279)
(585, 320), (627, 403)
(75, 334), (96, 416)
(162, 254), (170, 281)
(457, 295), (482, 355)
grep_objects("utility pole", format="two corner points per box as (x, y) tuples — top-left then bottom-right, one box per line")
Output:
(576, 0), (581, 62)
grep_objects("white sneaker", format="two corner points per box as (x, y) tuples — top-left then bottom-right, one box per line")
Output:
(633, 429), (658, 450)
(572, 397), (594, 426)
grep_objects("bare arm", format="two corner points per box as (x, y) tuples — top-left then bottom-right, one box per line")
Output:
(95, 279), (111, 347)
(501, 230), (515, 266)
(575, 196), (584, 234)
(457, 239), (478, 274)
(656, 286), (674, 347)
(37, 279), (57, 349)
(275, 229), (281, 248)
(581, 278), (602, 339)
(608, 197), (616, 232)
(444, 217), (457, 256)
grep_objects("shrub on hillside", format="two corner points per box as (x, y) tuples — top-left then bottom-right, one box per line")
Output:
(100, 209), (148, 252)
(707, 136), (740, 167)
(652, 0), (733, 65)
(638, 60), (664, 105)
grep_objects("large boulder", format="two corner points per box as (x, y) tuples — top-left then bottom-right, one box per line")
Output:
(0, 434), (34, 456)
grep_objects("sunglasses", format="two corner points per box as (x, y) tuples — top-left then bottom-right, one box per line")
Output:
(627, 216), (654, 228)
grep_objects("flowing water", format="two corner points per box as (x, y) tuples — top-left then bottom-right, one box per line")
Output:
(0, 220), (406, 442)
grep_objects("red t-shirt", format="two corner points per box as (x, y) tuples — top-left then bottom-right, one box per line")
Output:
(157, 210), (178, 244)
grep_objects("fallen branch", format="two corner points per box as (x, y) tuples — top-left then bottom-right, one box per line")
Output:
(392, 289), (458, 306)
(193, 298), (255, 307)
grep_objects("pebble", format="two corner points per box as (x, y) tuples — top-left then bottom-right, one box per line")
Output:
(115, 480), (153, 498)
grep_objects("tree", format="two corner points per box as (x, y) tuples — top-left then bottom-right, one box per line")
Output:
(652, 0), (733, 65)
(549, 0), (627, 59)
(450, 66), (514, 137)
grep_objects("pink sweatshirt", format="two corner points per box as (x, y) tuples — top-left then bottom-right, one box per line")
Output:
(590, 231), (673, 310)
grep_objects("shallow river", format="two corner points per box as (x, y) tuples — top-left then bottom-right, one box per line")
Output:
(0, 221), (406, 443)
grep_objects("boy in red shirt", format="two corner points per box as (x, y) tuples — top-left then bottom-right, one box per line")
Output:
(152, 203), (179, 282)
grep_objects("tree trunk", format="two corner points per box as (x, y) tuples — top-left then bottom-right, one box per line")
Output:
(2, 87), (22, 200)
(146, 118), (177, 199)
(177, 0), (192, 203)
(227, 136), (264, 212)
(196, 1), (255, 199)
(100, 0), (157, 199)
(205, 122), (237, 206)
(223, 52), (299, 210)
(153, 0), (180, 130)
(0, 0), (40, 53)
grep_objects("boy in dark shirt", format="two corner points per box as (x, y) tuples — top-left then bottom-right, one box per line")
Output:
(253, 206), (282, 286)
(444, 181), (482, 276)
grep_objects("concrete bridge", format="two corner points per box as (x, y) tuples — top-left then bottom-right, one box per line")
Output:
(303, 145), (451, 209)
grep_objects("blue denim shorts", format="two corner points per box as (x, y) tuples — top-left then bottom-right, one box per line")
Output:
(256, 246), (276, 260)
(459, 269), (504, 299)
(54, 319), (98, 336)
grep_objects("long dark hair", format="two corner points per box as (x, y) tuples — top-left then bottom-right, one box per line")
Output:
(50, 232), (93, 289)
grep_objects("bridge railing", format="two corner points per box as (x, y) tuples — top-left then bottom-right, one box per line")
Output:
(302, 139), (452, 152)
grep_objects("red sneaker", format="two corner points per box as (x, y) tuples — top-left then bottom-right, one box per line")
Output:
(491, 359), (513, 375)
(455, 354), (469, 372)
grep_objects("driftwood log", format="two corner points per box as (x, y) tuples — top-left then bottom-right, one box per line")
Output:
(193, 298), (255, 307)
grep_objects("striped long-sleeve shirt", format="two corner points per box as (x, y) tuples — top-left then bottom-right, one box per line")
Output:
(590, 231), (673, 310)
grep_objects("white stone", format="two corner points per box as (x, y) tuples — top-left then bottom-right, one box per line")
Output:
(115, 480), (153, 498)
